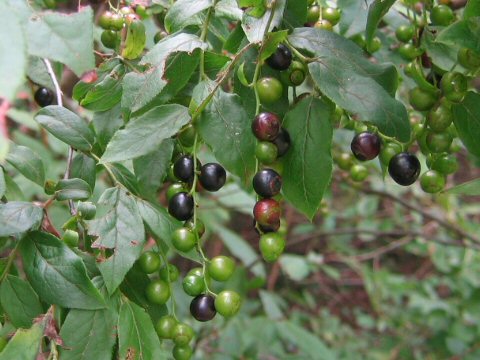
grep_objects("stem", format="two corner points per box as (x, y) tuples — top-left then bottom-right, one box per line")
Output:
(0, 243), (19, 282)
(90, 153), (121, 186)
(199, 1), (219, 81)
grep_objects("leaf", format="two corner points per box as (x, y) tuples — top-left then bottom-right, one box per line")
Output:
(276, 321), (335, 360)
(87, 188), (145, 295)
(122, 33), (207, 112)
(260, 30), (289, 62)
(238, 0), (267, 18)
(0, 202), (43, 237)
(0, 322), (43, 360)
(216, 0), (243, 21)
(26, 7), (95, 76)
(281, 97), (333, 220)
(20, 231), (105, 309)
(464, 1), (480, 19)
(288, 27), (410, 142)
(122, 20), (146, 60)
(242, 0), (286, 43)
(27, 56), (55, 91)
(71, 153), (96, 191)
(35, 105), (96, 151)
(194, 81), (256, 183)
(110, 164), (141, 195)
(92, 104), (124, 151)
(118, 300), (164, 360)
(0, 2), (26, 101)
(452, 92), (480, 157)
(365, 0), (395, 52)
(55, 178), (92, 201)
(164, 0), (212, 33)
(444, 178), (480, 196)
(259, 290), (284, 320)
(0, 275), (43, 329)
(279, 254), (310, 281)
(338, 0), (371, 37)
(101, 104), (190, 163)
(133, 139), (174, 199)
(283, 0), (307, 28)
(5, 144), (45, 186)
(435, 18), (480, 53)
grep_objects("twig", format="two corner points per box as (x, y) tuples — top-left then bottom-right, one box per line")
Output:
(352, 236), (413, 262)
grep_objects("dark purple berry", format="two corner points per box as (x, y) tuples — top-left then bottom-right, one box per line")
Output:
(266, 44), (293, 71)
(253, 169), (282, 198)
(168, 192), (194, 221)
(34, 87), (54, 107)
(351, 132), (381, 161)
(173, 155), (197, 182)
(199, 163), (226, 192)
(272, 128), (291, 157)
(388, 152), (421, 186)
(190, 294), (216, 322)
(252, 112), (281, 141)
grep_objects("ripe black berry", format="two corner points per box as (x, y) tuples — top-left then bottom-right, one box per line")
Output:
(34, 87), (54, 107)
(190, 294), (216, 322)
(168, 192), (194, 221)
(388, 152), (421, 186)
(257, 221), (281, 234)
(266, 44), (293, 71)
(272, 128), (291, 157)
(199, 163), (226, 192)
(253, 169), (282, 198)
(173, 155), (198, 182)
(351, 132), (381, 161)
(252, 112), (281, 141)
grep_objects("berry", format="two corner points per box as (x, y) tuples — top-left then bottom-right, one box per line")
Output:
(457, 48), (480, 70)
(167, 183), (187, 201)
(182, 274), (205, 296)
(388, 152), (421, 186)
(101, 30), (118, 49)
(154, 31), (168, 44)
(259, 232), (285, 262)
(350, 132), (381, 161)
(379, 142), (402, 166)
(185, 218), (205, 238)
(266, 44), (292, 71)
(99, 11), (113, 29)
(323, 7), (341, 26)
(280, 60), (307, 87)
(335, 152), (354, 170)
(155, 315), (177, 339)
(409, 87), (438, 111)
(138, 251), (161, 274)
(398, 43), (422, 61)
(395, 25), (415, 42)
(208, 256), (235, 282)
(253, 169), (282, 198)
(172, 323), (194, 346)
(159, 263), (180, 282)
(173, 155), (196, 182)
(190, 294), (216, 322)
(199, 163), (226, 192)
(306, 5), (320, 23)
(145, 279), (170, 305)
(440, 72), (467, 103)
(431, 153), (458, 175)
(427, 102), (453, 132)
(178, 124), (196, 147)
(62, 230), (79, 247)
(255, 141), (278, 164)
(350, 164), (368, 182)
(173, 345), (193, 360)
(314, 19), (333, 31)
(252, 112), (281, 141)
(215, 290), (241, 317)
(77, 201), (96, 220)
(172, 227), (196, 252)
(110, 13), (125, 31)
(430, 5), (454, 26)
(34, 87), (54, 107)
(272, 128), (291, 157)
(253, 198), (281, 227)
(168, 192), (194, 221)
(420, 170), (446, 193)
(426, 131), (453, 153)
(257, 77), (283, 104)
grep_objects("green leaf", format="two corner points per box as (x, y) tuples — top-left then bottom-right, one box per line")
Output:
(122, 20), (147, 60)
(279, 254), (311, 281)
(338, 0), (370, 37)
(122, 33), (207, 112)
(92, 104), (124, 151)
(194, 81), (256, 183)
(0, 202), (43, 237)
(80, 64), (125, 111)
(238, 0), (267, 17)
(464, 2), (480, 19)
(118, 300), (164, 360)
(87, 188), (145, 295)
(164, 0), (212, 33)
(289, 27), (410, 142)
(365, 0), (395, 52)
(5, 144), (45, 186)
(0, 2), (26, 101)
(35, 105), (96, 151)
(26, 7), (95, 76)
(71, 153), (96, 191)
(101, 104), (190, 163)
(133, 139), (174, 199)
(444, 178), (480, 196)
(26, 56), (55, 91)
(55, 178), (92, 201)
(0, 168), (5, 198)
(436, 18), (480, 53)
(0, 322), (43, 360)
(260, 30), (289, 62)
(110, 163), (141, 195)
(216, 0), (243, 21)
(259, 290), (284, 320)
(20, 231), (105, 309)
(452, 92), (480, 157)
(281, 97), (334, 220)
(283, 0), (307, 28)
(0, 275), (43, 329)
(242, 0), (286, 43)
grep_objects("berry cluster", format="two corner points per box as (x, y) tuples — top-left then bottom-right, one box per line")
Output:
(98, 6), (144, 50)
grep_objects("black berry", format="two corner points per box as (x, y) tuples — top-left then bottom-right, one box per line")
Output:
(266, 44), (293, 71)
(190, 294), (216, 322)
(199, 163), (226, 192)
(34, 87), (54, 107)
(173, 155), (198, 182)
(272, 128), (291, 157)
(253, 169), (282, 198)
(168, 192), (194, 221)
(252, 112), (281, 141)
(388, 152), (421, 186)
(351, 132), (381, 161)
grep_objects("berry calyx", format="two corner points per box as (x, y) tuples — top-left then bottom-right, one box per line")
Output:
(266, 44), (292, 71)
(350, 132), (381, 161)
(172, 227), (196, 252)
(34, 88), (54, 107)
(190, 294), (216, 322)
(138, 251), (161, 274)
(259, 232), (285, 262)
(199, 163), (226, 192)
(168, 192), (194, 221)
(208, 255), (235, 282)
(173, 155), (196, 182)
(253, 169), (282, 198)
(252, 112), (281, 141)
(253, 198), (281, 227)
(280, 60), (307, 87)
(388, 152), (421, 186)
(215, 290), (241, 317)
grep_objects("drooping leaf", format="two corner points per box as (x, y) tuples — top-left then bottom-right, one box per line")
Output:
(0, 275), (43, 329)
(164, 0), (212, 33)
(87, 187), (145, 295)
(35, 105), (96, 151)
(365, 0), (396, 52)
(26, 7), (95, 76)
(0, 202), (43, 237)
(288, 27), (410, 142)
(20, 231), (105, 309)
(0, 322), (43, 360)
(101, 104), (190, 163)
(242, 0), (286, 43)
(55, 178), (92, 201)
(5, 144), (45, 186)
(452, 92), (480, 157)
(281, 96), (334, 220)
(71, 153), (96, 191)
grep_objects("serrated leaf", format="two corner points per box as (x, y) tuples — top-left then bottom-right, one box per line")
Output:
(164, 0), (212, 33)
(71, 153), (96, 191)
(87, 188), (145, 295)
(0, 322), (43, 360)
(0, 275), (43, 329)
(55, 178), (92, 201)
(92, 104), (124, 152)
(281, 96), (334, 220)
(0, 202), (43, 237)
(444, 178), (480, 196)
(452, 92), (480, 157)
(101, 104), (190, 163)
(35, 105), (96, 151)
(194, 81), (256, 183)
(110, 163), (141, 195)
(20, 231), (105, 309)
(5, 144), (45, 186)
(122, 20), (146, 60)
(365, 0), (395, 52)
(26, 7), (95, 76)
(289, 27), (410, 142)
(241, 0), (286, 43)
